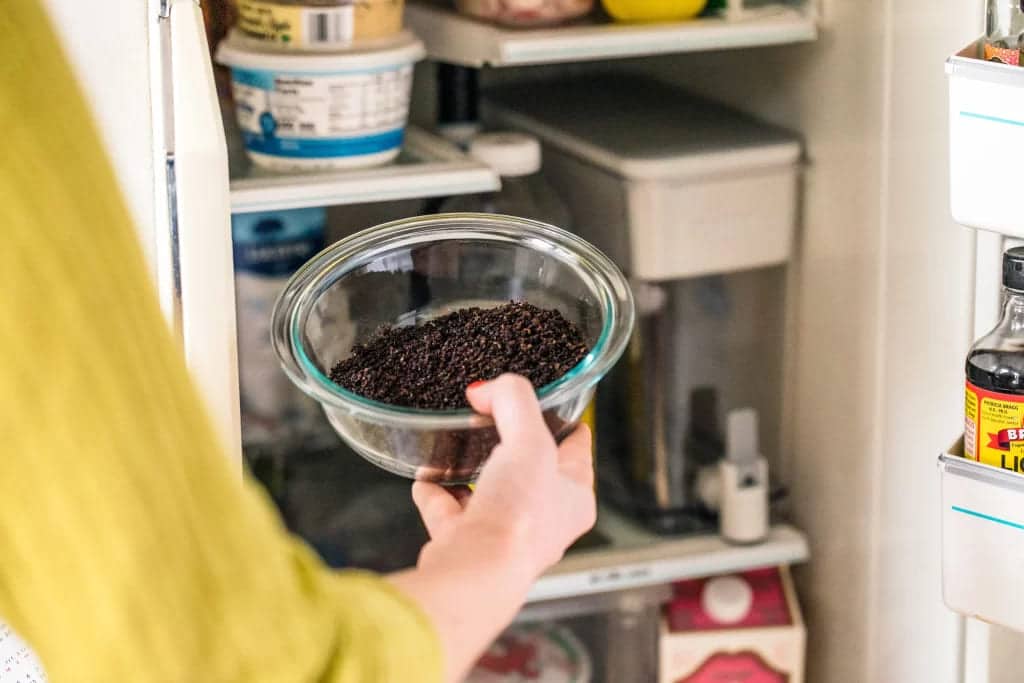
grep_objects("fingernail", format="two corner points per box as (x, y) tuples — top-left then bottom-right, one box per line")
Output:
(467, 380), (487, 391)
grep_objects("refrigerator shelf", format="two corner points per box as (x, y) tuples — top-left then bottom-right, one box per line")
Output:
(404, 0), (817, 68)
(528, 507), (808, 603)
(229, 127), (500, 214)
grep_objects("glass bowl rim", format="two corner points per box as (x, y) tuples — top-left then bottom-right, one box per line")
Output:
(271, 212), (635, 428)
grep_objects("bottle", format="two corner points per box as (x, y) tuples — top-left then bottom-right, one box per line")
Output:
(440, 132), (572, 228)
(436, 64), (481, 152)
(984, 0), (1024, 65)
(233, 208), (330, 449)
(965, 247), (1024, 473)
(719, 408), (768, 545)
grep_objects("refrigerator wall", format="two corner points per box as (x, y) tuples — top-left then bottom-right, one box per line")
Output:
(614, 1), (986, 681)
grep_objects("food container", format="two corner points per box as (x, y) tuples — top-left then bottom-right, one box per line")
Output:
(215, 32), (423, 172)
(271, 213), (634, 484)
(233, 208), (334, 448)
(235, 0), (404, 50)
(659, 567), (806, 683)
(467, 624), (592, 683)
(454, 0), (594, 28)
(601, 0), (707, 22)
(483, 75), (801, 280)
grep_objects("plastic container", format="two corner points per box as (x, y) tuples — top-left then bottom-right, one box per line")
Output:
(215, 32), (424, 172)
(271, 213), (634, 483)
(947, 40), (1024, 237)
(233, 208), (333, 448)
(235, 0), (405, 50)
(939, 441), (1024, 632)
(601, 0), (708, 22)
(454, 0), (594, 28)
(440, 132), (571, 227)
(467, 624), (592, 683)
(483, 75), (801, 280)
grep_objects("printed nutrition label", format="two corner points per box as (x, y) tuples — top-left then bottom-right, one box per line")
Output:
(233, 67), (413, 139)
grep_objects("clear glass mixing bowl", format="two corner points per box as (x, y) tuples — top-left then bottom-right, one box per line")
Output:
(271, 213), (635, 484)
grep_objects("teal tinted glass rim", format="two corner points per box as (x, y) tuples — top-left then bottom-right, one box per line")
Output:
(283, 213), (631, 425)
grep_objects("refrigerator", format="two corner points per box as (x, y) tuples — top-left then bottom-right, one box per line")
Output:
(12, 0), (1021, 680)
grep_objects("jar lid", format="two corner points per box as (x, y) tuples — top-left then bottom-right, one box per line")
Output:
(469, 132), (542, 177)
(216, 30), (424, 72)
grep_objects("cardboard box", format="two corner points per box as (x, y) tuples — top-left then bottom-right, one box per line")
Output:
(659, 566), (805, 683)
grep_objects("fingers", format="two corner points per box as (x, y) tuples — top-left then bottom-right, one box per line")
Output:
(557, 424), (594, 487)
(466, 374), (553, 455)
(412, 481), (464, 538)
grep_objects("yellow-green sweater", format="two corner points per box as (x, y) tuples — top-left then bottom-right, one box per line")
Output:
(0, 2), (442, 681)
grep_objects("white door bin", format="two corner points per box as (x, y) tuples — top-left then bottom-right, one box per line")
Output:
(939, 442), (1024, 632)
(948, 40), (1024, 238)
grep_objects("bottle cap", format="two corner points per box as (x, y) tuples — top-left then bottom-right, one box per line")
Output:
(1004, 247), (1024, 292)
(469, 132), (542, 177)
(701, 575), (754, 624)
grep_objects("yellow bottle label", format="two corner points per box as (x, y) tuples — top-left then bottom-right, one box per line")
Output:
(965, 380), (1024, 474)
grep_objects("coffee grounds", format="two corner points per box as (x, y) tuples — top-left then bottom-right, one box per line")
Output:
(329, 301), (590, 410)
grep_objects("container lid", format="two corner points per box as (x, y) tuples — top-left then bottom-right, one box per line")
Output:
(466, 624), (592, 683)
(216, 30), (424, 73)
(482, 75), (801, 181)
(469, 132), (542, 177)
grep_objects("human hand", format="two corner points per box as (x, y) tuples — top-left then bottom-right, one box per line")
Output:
(412, 374), (597, 582)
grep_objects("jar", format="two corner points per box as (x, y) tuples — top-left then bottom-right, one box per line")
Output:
(234, 0), (404, 50)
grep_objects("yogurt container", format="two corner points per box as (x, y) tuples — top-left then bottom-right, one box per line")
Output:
(235, 0), (405, 50)
(216, 33), (424, 171)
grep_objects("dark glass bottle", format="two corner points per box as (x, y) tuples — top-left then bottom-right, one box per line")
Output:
(965, 247), (1024, 473)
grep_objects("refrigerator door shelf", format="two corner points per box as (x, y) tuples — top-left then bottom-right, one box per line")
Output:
(948, 40), (1024, 238)
(229, 127), (500, 214)
(939, 440), (1024, 633)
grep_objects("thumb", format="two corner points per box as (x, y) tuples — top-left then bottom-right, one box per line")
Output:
(466, 374), (553, 457)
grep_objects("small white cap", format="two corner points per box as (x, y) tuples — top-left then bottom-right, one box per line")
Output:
(701, 575), (754, 624)
(469, 132), (541, 177)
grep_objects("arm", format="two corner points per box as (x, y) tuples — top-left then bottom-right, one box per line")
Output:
(393, 376), (597, 683)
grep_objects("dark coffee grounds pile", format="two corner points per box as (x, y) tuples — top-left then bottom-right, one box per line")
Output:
(329, 301), (590, 410)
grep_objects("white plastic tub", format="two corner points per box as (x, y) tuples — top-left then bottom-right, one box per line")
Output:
(484, 76), (801, 280)
(216, 33), (424, 172)
(939, 440), (1024, 632)
(948, 40), (1024, 237)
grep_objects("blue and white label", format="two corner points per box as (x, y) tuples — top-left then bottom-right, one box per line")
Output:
(230, 65), (412, 159)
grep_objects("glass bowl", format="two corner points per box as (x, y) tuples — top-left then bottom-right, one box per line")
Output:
(271, 213), (634, 484)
